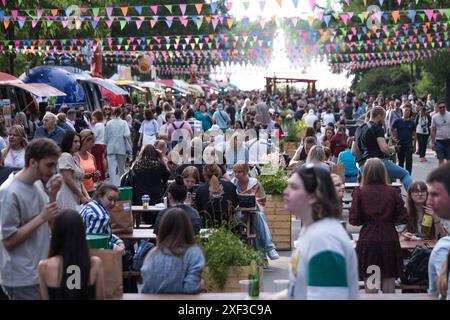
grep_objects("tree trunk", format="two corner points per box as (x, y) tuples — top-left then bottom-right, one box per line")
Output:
(8, 25), (14, 75)
(446, 76), (450, 111)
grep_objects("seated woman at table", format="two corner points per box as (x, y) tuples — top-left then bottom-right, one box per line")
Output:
(337, 137), (359, 183)
(181, 166), (200, 206)
(403, 181), (447, 240)
(128, 144), (170, 207)
(154, 176), (202, 235)
(288, 136), (316, 169)
(195, 164), (239, 227)
(80, 182), (125, 252)
(38, 209), (105, 300)
(302, 145), (331, 172)
(349, 158), (407, 293)
(231, 163), (279, 260)
(141, 207), (205, 294)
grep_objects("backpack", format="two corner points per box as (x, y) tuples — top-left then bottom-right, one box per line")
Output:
(401, 246), (432, 285)
(131, 240), (155, 272)
(171, 122), (186, 148)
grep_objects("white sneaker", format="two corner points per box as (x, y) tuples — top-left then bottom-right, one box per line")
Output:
(267, 249), (280, 260)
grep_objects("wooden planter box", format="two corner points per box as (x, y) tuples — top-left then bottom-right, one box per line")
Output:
(283, 141), (300, 158)
(204, 266), (264, 293)
(265, 194), (292, 251)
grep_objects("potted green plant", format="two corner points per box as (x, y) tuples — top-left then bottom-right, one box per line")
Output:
(257, 170), (292, 250)
(199, 227), (266, 292)
(282, 119), (306, 157)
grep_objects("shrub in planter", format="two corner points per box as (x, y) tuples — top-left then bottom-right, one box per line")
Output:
(199, 227), (266, 291)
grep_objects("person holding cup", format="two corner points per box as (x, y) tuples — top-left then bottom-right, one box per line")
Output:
(0, 138), (62, 300)
(403, 181), (446, 240)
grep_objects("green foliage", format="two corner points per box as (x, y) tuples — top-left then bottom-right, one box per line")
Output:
(199, 227), (266, 290)
(351, 66), (411, 96)
(284, 119), (306, 142)
(415, 69), (444, 100)
(257, 169), (288, 195)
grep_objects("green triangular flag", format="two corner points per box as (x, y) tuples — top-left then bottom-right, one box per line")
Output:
(196, 19), (203, 30)
(431, 42), (435, 48)
(243, 1), (250, 10)
(207, 43), (212, 49)
(118, 37), (123, 44)
(166, 44), (171, 50)
(357, 13), (365, 23)
(418, 13), (425, 21)
(124, 45), (129, 50)
(146, 39), (151, 45)
(92, 8), (100, 17)
(445, 9), (450, 19)
(46, 20), (54, 27)
(385, 31), (390, 37)
(165, 5), (173, 14)
(120, 20), (126, 30)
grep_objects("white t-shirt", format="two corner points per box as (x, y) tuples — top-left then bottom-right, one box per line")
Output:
(322, 113), (336, 125)
(431, 111), (450, 140)
(139, 119), (159, 136)
(289, 218), (359, 300)
(1, 147), (25, 168)
(92, 122), (105, 145)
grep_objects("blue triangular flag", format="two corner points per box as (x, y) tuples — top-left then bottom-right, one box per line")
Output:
(323, 14), (331, 27)
(211, 2), (218, 14)
(408, 10), (416, 23)
(135, 6), (142, 15)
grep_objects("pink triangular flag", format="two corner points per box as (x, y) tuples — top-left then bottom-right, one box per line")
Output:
(11, 10), (18, 20)
(226, 2), (233, 11)
(309, 0), (315, 10)
(150, 5), (158, 15)
(105, 20), (113, 28)
(179, 4), (187, 16)
(135, 20), (143, 30)
(106, 7), (113, 17)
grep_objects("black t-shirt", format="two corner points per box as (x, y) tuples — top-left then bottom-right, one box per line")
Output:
(294, 110), (305, 121)
(225, 105), (236, 125)
(355, 121), (385, 164)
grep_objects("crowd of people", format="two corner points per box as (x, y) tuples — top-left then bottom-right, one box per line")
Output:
(0, 87), (449, 300)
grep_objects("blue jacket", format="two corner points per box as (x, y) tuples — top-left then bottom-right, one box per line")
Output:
(338, 149), (359, 177)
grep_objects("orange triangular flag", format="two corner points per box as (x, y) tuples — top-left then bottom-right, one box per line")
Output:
(227, 18), (233, 29)
(195, 3), (203, 15)
(51, 9), (58, 16)
(205, 16), (211, 24)
(121, 7), (128, 16)
(150, 19), (157, 28)
(276, 0), (283, 7)
(391, 11), (400, 23)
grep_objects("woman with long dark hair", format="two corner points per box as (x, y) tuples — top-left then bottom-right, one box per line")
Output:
(57, 130), (90, 210)
(38, 209), (104, 300)
(403, 181), (446, 240)
(141, 207), (205, 294)
(128, 144), (170, 207)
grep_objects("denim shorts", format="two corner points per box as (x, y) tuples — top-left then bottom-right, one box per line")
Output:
(435, 139), (450, 160)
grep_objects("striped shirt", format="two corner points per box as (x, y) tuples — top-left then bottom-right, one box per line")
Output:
(80, 200), (124, 250)
(289, 218), (359, 300)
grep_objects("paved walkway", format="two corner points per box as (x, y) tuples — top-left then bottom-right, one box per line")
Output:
(262, 149), (440, 292)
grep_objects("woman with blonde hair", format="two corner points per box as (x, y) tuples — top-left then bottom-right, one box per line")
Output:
(349, 158), (407, 293)
(304, 145), (331, 171)
(1, 125), (28, 169)
(14, 111), (35, 140)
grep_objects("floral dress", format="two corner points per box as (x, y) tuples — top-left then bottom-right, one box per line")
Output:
(57, 153), (85, 210)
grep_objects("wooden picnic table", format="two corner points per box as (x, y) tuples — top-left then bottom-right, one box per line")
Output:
(119, 292), (435, 300)
(117, 228), (214, 243)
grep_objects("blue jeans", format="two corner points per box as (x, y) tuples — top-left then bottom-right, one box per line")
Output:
(381, 158), (412, 190)
(236, 208), (276, 252)
(2, 284), (40, 300)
